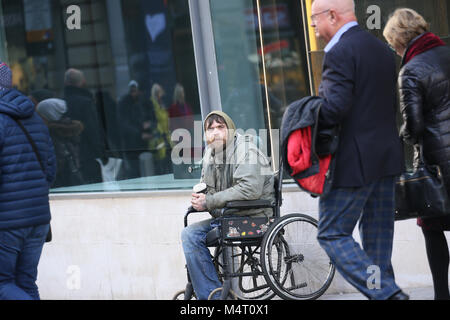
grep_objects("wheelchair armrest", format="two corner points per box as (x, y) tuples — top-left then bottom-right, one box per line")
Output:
(224, 200), (274, 209)
(220, 200), (275, 217)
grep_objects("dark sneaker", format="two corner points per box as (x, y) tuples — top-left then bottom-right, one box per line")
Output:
(388, 291), (410, 300)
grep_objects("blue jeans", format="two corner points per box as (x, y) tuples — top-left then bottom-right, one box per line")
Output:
(181, 219), (222, 300)
(317, 176), (401, 300)
(0, 224), (49, 300)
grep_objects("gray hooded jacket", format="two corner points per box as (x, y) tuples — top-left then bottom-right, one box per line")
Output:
(201, 111), (275, 217)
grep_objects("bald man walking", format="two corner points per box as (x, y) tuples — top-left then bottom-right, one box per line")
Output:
(310, 0), (407, 300)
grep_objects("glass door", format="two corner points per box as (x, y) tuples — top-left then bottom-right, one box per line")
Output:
(209, 0), (311, 170)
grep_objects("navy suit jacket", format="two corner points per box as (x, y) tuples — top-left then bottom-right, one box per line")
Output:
(318, 25), (404, 188)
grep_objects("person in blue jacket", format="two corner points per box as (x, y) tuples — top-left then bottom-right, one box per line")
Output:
(0, 62), (56, 300)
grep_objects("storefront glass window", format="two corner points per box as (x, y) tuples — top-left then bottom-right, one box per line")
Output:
(304, 0), (450, 93)
(210, 0), (310, 166)
(210, 0), (267, 136)
(0, 0), (202, 193)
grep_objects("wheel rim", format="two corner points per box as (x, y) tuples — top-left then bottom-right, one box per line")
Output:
(234, 245), (275, 300)
(172, 289), (196, 300)
(214, 245), (274, 300)
(208, 287), (237, 300)
(262, 214), (335, 300)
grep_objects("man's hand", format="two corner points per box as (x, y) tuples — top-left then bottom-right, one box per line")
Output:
(191, 193), (207, 211)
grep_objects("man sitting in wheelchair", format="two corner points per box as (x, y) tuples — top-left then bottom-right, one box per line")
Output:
(181, 111), (275, 300)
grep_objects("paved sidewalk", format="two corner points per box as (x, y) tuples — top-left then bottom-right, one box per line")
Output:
(319, 287), (434, 300)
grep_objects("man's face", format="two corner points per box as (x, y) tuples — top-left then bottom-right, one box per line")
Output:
(206, 120), (228, 152)
(310, 2), (333, 42)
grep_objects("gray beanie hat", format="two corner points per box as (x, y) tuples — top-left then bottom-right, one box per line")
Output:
(36, 98), (68, 121)
(128, 80), (138, 88)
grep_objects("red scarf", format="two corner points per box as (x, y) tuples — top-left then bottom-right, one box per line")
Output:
(403, 32), (445, 65)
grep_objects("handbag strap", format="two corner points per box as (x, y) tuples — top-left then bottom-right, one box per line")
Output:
(417, 138), (426, 166)
(12, 118), (45, 174)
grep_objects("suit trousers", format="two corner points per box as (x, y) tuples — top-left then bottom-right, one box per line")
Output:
(317, 176), (401, 300)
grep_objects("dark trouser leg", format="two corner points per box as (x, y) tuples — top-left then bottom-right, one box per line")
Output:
(359, 177), (396, 288)
(317, 177), (400, 300)
(422, 228), (450, 300)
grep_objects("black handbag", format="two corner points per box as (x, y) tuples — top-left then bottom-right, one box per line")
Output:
(395, 143), (450, 221)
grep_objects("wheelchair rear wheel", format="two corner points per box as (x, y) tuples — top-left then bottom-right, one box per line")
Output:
(261, 213), (335, 300)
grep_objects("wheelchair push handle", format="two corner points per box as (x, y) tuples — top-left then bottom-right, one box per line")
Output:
(184, 183), (207, 227)
(184, 206), (198, 227)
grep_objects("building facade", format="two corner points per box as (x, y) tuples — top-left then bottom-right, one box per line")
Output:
(0, 0), (449, 299)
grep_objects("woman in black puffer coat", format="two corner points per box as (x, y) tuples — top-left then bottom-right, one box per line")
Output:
(384, 8), (450, 300)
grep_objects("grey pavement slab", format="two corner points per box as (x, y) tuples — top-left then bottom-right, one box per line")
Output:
(319, 286), (434, 300)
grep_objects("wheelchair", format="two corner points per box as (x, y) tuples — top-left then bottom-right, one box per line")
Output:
(173, 164), (335, 300)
